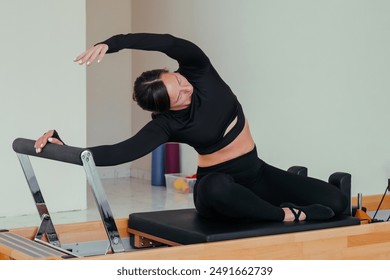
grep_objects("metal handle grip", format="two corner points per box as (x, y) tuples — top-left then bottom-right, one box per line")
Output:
(12, 138), (85, 165)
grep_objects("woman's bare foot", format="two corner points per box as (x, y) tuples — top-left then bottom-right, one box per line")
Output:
(282, 207), (306, 222)
(281, 203), (335, 221)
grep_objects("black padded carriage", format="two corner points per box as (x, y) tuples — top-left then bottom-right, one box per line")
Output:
(128, 167), (360, 247)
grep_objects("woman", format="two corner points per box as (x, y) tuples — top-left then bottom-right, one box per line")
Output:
(35, 33), (348, 222)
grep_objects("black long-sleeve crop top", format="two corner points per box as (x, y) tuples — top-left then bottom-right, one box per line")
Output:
(88, 33), (245, 166)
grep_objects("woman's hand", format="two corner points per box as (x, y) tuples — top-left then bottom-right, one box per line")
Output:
(34, 130), (63, 153)
(74, 43), (108, 66)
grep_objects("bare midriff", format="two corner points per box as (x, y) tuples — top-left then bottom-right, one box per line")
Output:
(197, 118), (255, 167)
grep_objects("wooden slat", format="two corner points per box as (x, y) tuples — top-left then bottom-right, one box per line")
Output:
(352, 194), (390, 211)
(128, 228), (181, 247)
(342, 242), (390, 259)
(348, 230), (390, 247)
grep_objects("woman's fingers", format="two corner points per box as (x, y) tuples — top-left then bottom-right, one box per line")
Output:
(74, 48), (93, 65)
(97, 44), (108, 63)
(48, 137), (64, 145)
(74, 44), (108, 66)
(34, 130), (62, 153)
(34, 130), (54, 151)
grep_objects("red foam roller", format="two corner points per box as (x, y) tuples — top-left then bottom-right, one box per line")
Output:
(165, 143), (180, 174)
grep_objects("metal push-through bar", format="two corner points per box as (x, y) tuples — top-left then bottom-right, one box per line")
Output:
(12, 138), (125, 255)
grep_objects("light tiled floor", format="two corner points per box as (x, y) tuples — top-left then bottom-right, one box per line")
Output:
(0, 177), (194, 229)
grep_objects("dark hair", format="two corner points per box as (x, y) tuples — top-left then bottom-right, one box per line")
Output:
(132, 69), (170, 113)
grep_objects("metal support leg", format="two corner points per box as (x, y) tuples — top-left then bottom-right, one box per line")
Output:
(16, 153), (60, 247)
(81, 151), (125, 253)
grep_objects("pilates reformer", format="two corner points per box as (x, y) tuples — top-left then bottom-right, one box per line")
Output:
(3, 137), (364, 260)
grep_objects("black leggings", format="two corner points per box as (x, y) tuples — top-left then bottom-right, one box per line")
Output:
(193, 147), (348, 222)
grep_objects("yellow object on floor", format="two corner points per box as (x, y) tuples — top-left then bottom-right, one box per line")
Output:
(173, 178), (190, 193)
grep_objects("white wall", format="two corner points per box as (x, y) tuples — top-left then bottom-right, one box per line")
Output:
(0, 1), (86, 217)
(86, 0), (132, 179)
(130, 0), (390, 196)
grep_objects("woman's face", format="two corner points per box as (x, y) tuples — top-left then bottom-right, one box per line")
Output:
(161, 72), (193, 110)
